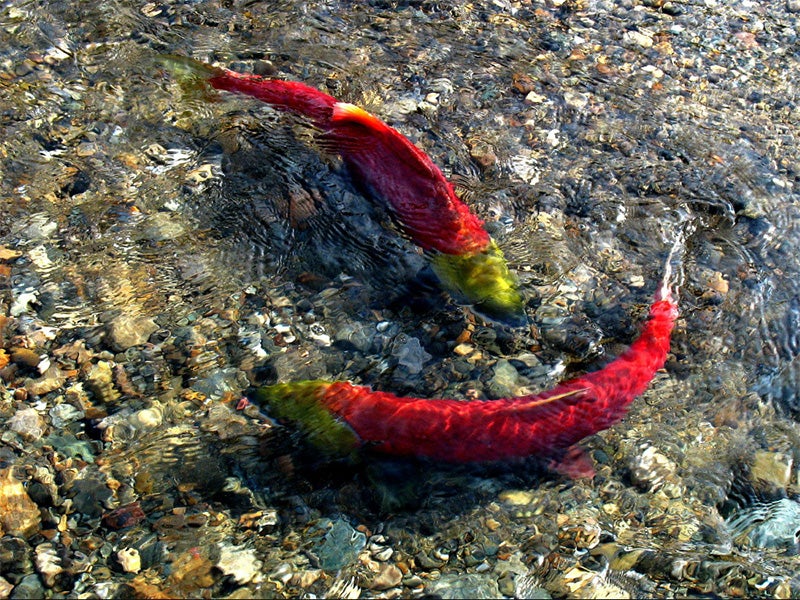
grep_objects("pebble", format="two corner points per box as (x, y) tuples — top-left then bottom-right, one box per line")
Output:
(312, 519), (366, 571)
(35, 543), (63, 587)
(7, 408), (45, 441)
(106, 314), (159, 351)
(750, 451), (794, 488)
(84, 361), (120, 404)
(370, 563), (403, 590)
(394, 336), (431, 374)
(10, 574), (45, 599)
(102, 502), (146, 530)
(426, 573), (500, 599)
(498, 490), (535, 505)
(117, 548), (141, 573)
(0, 577), (12, 598)
(216, 544), (263, 584)
(623, 30), (654, 48)
(0, 467), (41, 538)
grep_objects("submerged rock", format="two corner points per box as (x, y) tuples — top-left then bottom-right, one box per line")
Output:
(0, 468), (41, 539)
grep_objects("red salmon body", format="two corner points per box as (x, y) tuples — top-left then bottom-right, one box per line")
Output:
(261, 291), (677, 463)
(208, 70), (490, 255)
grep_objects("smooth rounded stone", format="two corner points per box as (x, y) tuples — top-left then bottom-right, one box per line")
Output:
(34, 542), (62, 587)
(45, 433), (95, 463)
(622, 30), (654, 49)
(789, 0), (800, 12)
(216, 544), (263, 584)
(488, 359), (519, 398)
(0, 535), (34, 576)
(0, 468), (42, 539)
(11, 348), (41, 370)
(48, 403), (84, 428)
(84, 361), (120, 404)
(139, 212), (186, 242)
(7, 408), (45, 442)
(498, 490), (535, 506)
(628, 444), (679, 493)
(25, 365), (67, 397)
(116, 548), (141, 573)
(9, 573), (45, 600)
(9, 292), (38, 318)
(750, 451), (793, 488)
(393, 336), (431, 374)
(191, 367), (248, 399)
(128, 405), (164, 431)
(425, 573), (500, 599)
(333, 323), (374, 353)
(370, 563), (402, 590)
(728, 498), (800, 550)
(0, 576), (12, 598)
(310, 519), (366, 572)
(106, 314), (158, 351)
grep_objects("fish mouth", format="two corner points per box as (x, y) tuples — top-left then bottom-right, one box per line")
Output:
(429, 239), (527, 327)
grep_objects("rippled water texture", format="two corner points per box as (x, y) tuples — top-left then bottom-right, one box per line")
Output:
(2, 0), (800, 597)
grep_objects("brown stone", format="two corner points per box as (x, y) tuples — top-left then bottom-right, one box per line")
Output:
(0, 467), (41, 538)
(370, 563), (403, 590)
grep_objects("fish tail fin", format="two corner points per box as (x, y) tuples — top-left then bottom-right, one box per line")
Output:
(157, 54), (225, 101)
(430, 239), (526, 326)
(252, 381), (361, 456)
(159, 55), (337, 126)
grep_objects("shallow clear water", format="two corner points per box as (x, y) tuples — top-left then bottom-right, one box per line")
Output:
(2, 0), (800, 597)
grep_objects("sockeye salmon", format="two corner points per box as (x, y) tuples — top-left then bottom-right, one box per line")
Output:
(161, 55), (524, 325)
(255, 286), (677, 464)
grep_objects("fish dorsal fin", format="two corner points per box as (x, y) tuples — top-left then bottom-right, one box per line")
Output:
(332, 102), (386, 130)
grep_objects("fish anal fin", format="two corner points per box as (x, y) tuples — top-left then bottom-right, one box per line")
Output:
(548, 445), (596, 479)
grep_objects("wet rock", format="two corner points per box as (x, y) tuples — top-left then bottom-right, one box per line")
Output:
(34, 543), (62, 588)
(11, 348), (42, 371)
(117, 548), (141, 573)
(310, 518), (366, 571)
(0, 468), (41, 539)
(629, 443), (679, 494)
(102, 502), (146, 530)
(426, 573), (500, 599)
(394, 336), (431, 374)
(751, 451), (793, 488)
(10, 292), (38, 318)
(69, 476), (112, 518)
(333, 323), (373, 353)
(9, 573), (45, 599)
(0, 535), (33, 579)
(498, 490), (535, 505)
(106, 314), (158, 352)
(217, 544), (263, 584)
(191, 367), (248, 399)
(24, 365), (67, 397)
(45, 433), (95, 463)
(727, 498), (800, 549)
(48, 403), (84, 428)
(488, 359), (519, 398)
(84, 361), (121, 404)
(370, 563), (402, 590)
(7, 408), (46, 442)
(0, 576), (12, 598)
(167, 548), (216, 593)
(623, 30), (654, 49)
